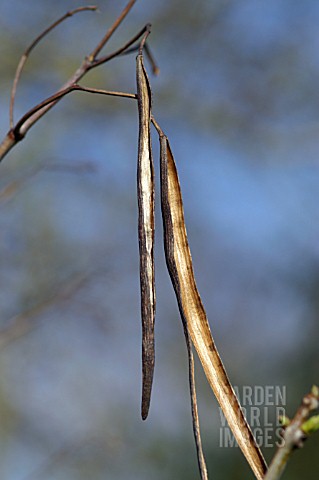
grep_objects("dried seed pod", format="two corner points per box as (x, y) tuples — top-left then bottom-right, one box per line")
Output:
(158, 131), (267, 480)
(136, 53), (156, 420)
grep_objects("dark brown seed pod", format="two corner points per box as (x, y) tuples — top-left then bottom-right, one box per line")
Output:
(136, 53), (156, 421)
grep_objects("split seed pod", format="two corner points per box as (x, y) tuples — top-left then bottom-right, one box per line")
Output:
(158, 131), (267, 480)
(136, 53), (156, 420)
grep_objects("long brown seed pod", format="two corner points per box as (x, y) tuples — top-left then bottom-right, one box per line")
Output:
(136, 53), (156, 420)
(156, 125), (267, 480)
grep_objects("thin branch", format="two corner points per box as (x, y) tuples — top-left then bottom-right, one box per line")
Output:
(69, 84), (137, 100)
(0, 8), (156, 163)
(151, 114), (162, 135)
(12, 85), (84, 138)
(0, 81), (137, 162)
(264, 386), (319, 480)
(144, 43), (160, 75)
(0, 132), (16, 162)
(139, 24), (152, 55)
(12, 84), (136, 140)
(89, 24), (150, 69)
(185, 328), (208, 480)
(89, 0), (137, 60)
(10, 5), (98, 129)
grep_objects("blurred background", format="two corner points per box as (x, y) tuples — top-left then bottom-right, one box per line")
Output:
(0, 0), (318, 479)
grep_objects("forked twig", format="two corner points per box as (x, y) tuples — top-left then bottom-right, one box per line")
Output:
(90, 24), (151, 68)
(12, 84), (136, 139)
(0, 1), (142, 162)
(10, 5), (98, 129)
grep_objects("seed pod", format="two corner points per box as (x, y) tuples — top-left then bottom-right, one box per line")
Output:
(158, 132), (267, 480)
(136, 53), (156, 420)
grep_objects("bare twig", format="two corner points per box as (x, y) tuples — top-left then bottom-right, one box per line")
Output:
(75, 85), (136, 99)
(185, 327), (208, 480)
(89, 0), (137, 60)
(0, 2), (153, 163)
(12, 84), (136, 141)
(264, 386), (319, 480)
(10, 5), (98, 129)
(138, 24), (152, 55)
(89, 24), (150, 68)
(144, 43), (160, 75)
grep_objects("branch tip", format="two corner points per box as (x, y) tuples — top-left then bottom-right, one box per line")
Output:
(144, 43), (159, 75)
(9, 4), (99, 129)
(139, 25), (152, 55)
(89, 0), (137, 60)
